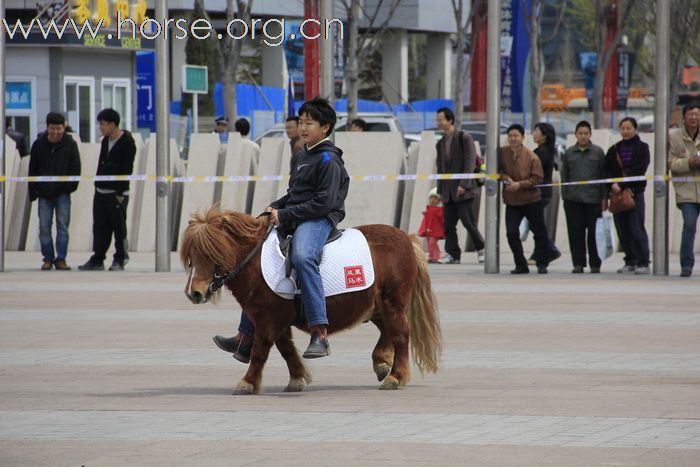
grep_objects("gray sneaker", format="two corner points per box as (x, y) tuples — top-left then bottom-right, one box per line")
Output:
(438, 254), (460, 264)
(108, 261), (124, 271)
(634, 266), (650, 275)
(477, 250), (485, 264)
(616, 265), (636, 274)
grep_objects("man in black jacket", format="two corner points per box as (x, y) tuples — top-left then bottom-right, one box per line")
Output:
(79, 109), (136, 271)
(28, 112), (81, 270)
(435, 107), (485, 264)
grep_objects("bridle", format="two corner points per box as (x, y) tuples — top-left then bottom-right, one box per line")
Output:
(205, 214), (275, 299)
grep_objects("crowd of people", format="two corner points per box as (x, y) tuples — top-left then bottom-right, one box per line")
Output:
(418, 104), (700, 277)
(16, 101), (700, 279)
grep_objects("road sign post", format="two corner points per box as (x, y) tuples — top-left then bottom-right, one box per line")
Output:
(182, 65), (208, 134)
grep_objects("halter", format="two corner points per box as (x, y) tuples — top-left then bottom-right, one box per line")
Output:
(206, 214), (275, 298)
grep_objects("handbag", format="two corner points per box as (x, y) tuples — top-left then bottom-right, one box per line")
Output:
(609, 188), (635, 214)
(609, 149), (636, 214)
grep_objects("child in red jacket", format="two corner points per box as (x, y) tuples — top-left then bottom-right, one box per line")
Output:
(417, 188), (445, 263)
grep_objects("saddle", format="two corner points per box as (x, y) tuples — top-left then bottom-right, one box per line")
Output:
(276, 228), (343, 328)
(277, 228), (343, 277)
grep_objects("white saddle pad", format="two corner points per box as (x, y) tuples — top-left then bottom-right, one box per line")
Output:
(261, 227), (375, 300)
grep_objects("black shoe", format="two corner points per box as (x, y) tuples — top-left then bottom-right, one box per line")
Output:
(213, 335), (251, 364)
(680, 269), (692, 278)
(590, 266), (601, 274)
(548, 249), (562, 262)
(537, 265), (548, 274)
(78, 260), (104, 271)
(510, 266), (529, 275)
(572, 265), (584, 274)
(303, 333), (330, 359)
(108, 261), (124, 271)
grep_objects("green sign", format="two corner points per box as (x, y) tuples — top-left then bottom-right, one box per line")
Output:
(182, 65), (208, 94)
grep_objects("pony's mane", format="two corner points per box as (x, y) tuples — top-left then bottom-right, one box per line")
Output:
(180, 208), (268, 271)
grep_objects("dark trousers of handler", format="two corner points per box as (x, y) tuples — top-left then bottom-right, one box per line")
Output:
(505, 201), (549, 269)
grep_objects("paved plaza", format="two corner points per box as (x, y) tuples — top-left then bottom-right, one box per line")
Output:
(1, 251), (699, 466)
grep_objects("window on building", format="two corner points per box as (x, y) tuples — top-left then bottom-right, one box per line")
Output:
(64, 77), (95, 143)
(102, 79), (132, 130)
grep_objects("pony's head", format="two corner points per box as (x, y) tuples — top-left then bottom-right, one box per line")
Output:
(180, 208), (268, 304)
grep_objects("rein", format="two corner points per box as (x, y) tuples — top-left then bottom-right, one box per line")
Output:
(206, 213), (274, 297)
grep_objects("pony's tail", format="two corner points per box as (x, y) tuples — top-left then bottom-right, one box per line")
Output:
(407, 235), (443, 374)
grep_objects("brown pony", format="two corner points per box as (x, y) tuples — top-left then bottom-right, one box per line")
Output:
(181, 208), (442, 395)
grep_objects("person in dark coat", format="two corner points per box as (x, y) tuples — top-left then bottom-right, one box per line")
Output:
(28, 112), (81, 270)
(528, 122), (561, 265)
(78, 109), (136, 272)
(603, 117), (651, 274)
(434, 107), (485, 264)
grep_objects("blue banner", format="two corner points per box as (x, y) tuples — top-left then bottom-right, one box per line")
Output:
(136, 51), (156, 131)
(508, 0), (531, 113)
(5, 82), (32, 110)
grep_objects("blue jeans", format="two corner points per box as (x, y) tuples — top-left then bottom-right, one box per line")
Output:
(613, 191), (650, 267)
(679, 202), (700, 270)
(238, 217), (334, 335)
(38, 193), (71, 262)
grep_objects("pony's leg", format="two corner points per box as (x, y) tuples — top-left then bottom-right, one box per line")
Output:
(275, 327), (312, 392)
(234, 333), (274, 395)
(377, 297), (411, 390)
(370, 317), (395, 382)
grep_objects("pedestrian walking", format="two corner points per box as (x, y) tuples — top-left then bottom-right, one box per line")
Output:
(417, 188), (445, 263)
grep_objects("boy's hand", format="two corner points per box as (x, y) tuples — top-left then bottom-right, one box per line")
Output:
(268, 209), (280, 225)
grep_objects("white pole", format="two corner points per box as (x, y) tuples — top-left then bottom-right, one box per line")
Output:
(155, 0), (170, 271)
(653, 0), (670, 275)
(485, 0), (501, 273)
(0, 0), (6, 272)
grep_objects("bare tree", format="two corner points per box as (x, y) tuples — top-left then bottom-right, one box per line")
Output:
(667, 0), (700, 119)
(523, 0), (567, 127)
(340, 0), (402, 121)
(194, 0), (253, 123)
(449, 0), (476, 126)
(588, 0), (634, 127)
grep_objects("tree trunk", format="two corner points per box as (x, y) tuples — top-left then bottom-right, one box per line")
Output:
(346, 0), (360, 121)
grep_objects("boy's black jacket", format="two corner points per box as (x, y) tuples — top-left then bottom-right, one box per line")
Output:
(271, 139), (350, 231)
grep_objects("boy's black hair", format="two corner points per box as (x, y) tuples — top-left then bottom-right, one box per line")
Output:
(234, 118), (251, 136)
(436, 106), (455, 124)
(682, 101), (700, 115)
(350, 118), (367, 131)
(298, 97), (337, 135)
(575, 120), (592, 132)
(46, 112), (66, 126)
(507, 123), (525, 136)
(619, 117), (638, 129)
(97, 108), (121, 126)
(286, 116), (299, 123)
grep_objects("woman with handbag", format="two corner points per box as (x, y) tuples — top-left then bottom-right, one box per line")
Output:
(603, 117), (651, 274)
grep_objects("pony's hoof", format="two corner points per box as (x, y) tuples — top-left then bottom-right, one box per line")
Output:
(233, 381), (255, 395)
(378, 376), (399, 390)
(284, 378), (306, 392)
(374, 363), (391, 382)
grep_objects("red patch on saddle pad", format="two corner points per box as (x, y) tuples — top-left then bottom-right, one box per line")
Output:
(344, 266), (366, 288)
